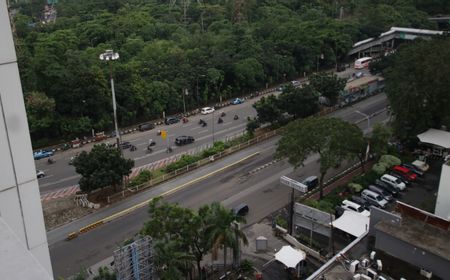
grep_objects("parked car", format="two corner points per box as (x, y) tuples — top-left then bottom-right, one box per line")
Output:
(341, 200), (370, 217)
(388, 171), (412, 185)
(175, 136), (195, 146)
(138, 123), (155, 131)
(368, 185), (393, 202)
(401, 163), (424, 176)
(36, 170), (45, 178)
(302, 176), (319, 191)
(233, 203), (249, 216)
(374, 179), (399, 197)
(412, 160), (429, 172)
(291, 80), (301, 87)
(201, 107), (215, 115)
(232, 98), (244, 105)
(350, 195), (372, 211)
(361, 189), (388, 208)
(380, 174), (406, 191)
(118, 141), (132, 149)
(391, 165), (417, 181)
(33, 150), (54, 160)
(165, 116), (180, 125)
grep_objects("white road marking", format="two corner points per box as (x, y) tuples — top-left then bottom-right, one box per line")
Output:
(198, 129), (208, 134)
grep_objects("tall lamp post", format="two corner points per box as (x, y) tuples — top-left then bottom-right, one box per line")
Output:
(99, 50), (121, 153)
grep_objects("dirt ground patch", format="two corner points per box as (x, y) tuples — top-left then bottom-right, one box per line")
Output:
(43, 196), (94, 231)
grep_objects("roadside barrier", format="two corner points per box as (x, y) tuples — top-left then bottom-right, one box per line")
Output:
(66, 232), (78, 241)
(78, 220), (104, 234)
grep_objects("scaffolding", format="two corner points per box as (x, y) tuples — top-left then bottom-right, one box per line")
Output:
(114, 236), (154, 280)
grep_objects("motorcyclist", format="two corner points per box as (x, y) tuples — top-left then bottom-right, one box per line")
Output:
(234, 114), (239, 120)
(47, 157), (54, 164)
(221, 112), (226, 117)
(218, 117), (223, 123)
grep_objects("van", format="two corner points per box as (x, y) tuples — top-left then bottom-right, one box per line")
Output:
(302, 176), (318, 191)
(374, 179), (399, 197)
(361, 190), (388, 208)
(341, 200), (370, 217)
(368, 185), (393, 202)
(233, 204), (249, 216)
(380, 174), (406, 191)
(138, 123), (155, 131)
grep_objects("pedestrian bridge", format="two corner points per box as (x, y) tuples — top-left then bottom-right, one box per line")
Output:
(348, 27), (444, 57)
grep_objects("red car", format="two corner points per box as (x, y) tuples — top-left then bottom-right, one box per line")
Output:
(392, 165), (417, 181)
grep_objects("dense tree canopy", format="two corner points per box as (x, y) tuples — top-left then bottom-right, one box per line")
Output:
(383, 37), (450, 141)
(11, 0), (437, 145)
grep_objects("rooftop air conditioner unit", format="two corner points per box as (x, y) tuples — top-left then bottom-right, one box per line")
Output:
(366, 268), (377, 279)
(361, 259), (370, 268)
(376, 259), (382, 271)
(370, 251), (376, 260)
(350, 260), (360, 274)
(360, 275), (371, 280)
(420, 268), (432, 279)
(353, 274), (361, 280)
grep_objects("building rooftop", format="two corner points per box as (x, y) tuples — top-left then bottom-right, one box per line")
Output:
(375, 217), (450, 260)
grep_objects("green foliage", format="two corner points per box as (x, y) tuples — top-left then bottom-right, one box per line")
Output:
(253, 95), (282, 125)
(128, 169), (153, 187)
(201, 141), (227, 158)
(246, 118), (260, 136)
(278, 85), (320, 119)
(275, 216), (288, 229)
(165, 154), (200, 173)
(240, 259), (254, 274)
(277, 117), (364, 199)
(372, 163), (388, 175)
(309, 73), (346, 105)
(304, 199), (334, 213)
(352, 170), (379, 188)
(348, 183), (363, 193)
(384, 37), (450, 140)
(93, 267), (115, 280)
(73, 144), (134, 192)
(379, 155), (401, 168)
(370, 124), (392, 156)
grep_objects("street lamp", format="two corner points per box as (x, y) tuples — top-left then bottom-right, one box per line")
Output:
(99, 50), (121, 153)
(355, 110), (371, 132)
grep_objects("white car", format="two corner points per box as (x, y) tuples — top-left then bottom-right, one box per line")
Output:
(341, 200), (370, 217)
(36, 170), (45, 178)
(201, 107), (215, 115)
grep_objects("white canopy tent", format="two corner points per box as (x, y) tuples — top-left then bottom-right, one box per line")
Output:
(417, 129), (450, 149)
(274, 246), (306, 268)
(331, 210), (369, 237)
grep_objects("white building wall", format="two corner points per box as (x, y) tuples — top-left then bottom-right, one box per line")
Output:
(0, 0), (53, 278)
(435, 162), (450, 220)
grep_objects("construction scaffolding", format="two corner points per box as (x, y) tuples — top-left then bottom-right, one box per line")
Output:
(114, 236), (154, 280)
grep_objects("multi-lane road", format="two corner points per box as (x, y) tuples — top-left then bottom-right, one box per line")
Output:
(36, 67), (370, 195)
(49, 92), (388, 278)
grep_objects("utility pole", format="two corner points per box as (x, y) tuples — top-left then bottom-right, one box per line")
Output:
(288, 188), (295, 235)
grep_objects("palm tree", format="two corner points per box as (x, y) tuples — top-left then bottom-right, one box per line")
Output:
(207, 203), (248, 272)
(154, 240), (194, 280)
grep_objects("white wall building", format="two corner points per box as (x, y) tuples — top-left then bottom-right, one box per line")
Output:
(0, 0), (53, 278)
(435, 162), (450, 220)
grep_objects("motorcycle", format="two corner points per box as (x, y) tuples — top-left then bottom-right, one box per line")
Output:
(146, 146), (153, 154)
(130, 145), (137, 152)
(198, 119), (204, 125)
(234, 115), (239, 120)
(182, 117), (189, 123)
(202, 122), (207, 127)
(157, 130), (161, 136)
(47, 157), (55, 164)
(218, 117), (223, 124)
(221, 112), (226, 117)
(166, 146), (173, 153)
(148, 139), (156, 146)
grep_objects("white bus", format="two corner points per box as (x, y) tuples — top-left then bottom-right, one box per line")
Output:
(354, 57), (372, 69)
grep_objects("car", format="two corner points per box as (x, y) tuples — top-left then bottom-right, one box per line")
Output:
(138, 123), (155, 131)
(291, 80), (301, 87)
(350, 195), (372, 211)
(69, 155), (78, 165)
(412, 160), (430, 172)
(368, 185), (394, 202)
(389, 172), (411, 185)
(302, 176), (319, 191)
(401, 163), (424, 176)
(118, 141), (132, 149)
(380, 174), (406, 191)
(232, 98), (244, 105)
(201, 107), (215, 115)
(233, 204), (249, 216)
(374, 179), (399, 197)
(33, 150), (54, 160)
(36, 170), (45, 178)
(175, 136), (195, 146)
(165, 116), (180, 125)
(361, 189), (388, 209)
(341, 200), (370, 217)
(391, 165), (417, 181)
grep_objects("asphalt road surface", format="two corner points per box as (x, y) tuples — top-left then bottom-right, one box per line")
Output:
(49, 92), (387, 278)
(34, 68), (370, 194)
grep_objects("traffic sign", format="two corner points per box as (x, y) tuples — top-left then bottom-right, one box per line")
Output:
(280, 176), (308, 193)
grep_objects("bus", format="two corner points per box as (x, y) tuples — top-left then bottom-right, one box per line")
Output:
(354, 57), (372, 69)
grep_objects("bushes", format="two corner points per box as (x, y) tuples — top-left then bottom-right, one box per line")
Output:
(379, 155), (401, 168)
(352, 169), (379, 188)
(201, 141), (227, 157)
(275, 216), (288, 228)
(304, 199), (334, 213)
(372, 163), (387, 175)
(348, 183), (363, 193)
(128, 170), (153, 187)
(165, 154), (201, 173)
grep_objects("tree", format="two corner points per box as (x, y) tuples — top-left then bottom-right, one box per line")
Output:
(309, 73), (346, 105)
(278, 84), (319, 119)
(207, 202), (248, 271)
(253, 95), (282, 125)
(24, 91), (56, 141)
(73, 144), (134, 192)
(384, 37), (450, 141)
(370, 123), (392, 157)
(153, 240), (194, 280)
(277, 117), (363, 199)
